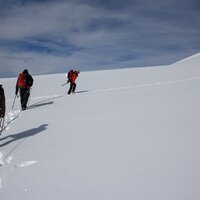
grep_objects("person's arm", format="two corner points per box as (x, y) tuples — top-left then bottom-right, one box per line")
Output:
(15, 77), (19, 95)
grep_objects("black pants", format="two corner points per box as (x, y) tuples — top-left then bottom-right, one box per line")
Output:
(68, 82), (76, 94)
(0, 100), (5, 117)
(20, 88), (30, 109)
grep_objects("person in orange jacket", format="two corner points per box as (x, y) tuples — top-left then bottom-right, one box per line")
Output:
(68, 70), (79, 94)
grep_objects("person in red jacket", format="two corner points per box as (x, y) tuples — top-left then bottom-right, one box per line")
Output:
(68, 70), (79, 94)
(67, 69), (73, 84)
(15, 69), (33, 110)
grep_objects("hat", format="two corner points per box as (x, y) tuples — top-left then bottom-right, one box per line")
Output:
(23, 69), (28, 74)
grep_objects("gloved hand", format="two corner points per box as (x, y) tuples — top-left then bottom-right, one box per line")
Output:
(0, 109), (3, 117)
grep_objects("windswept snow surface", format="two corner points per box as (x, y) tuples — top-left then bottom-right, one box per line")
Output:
(0, 53), (200, 200)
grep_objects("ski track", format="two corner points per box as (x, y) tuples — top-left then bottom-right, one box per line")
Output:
(6, 94), (65, 102)
(91, 76), (200, 93)
(5, 76), (200, 103)
(1, 76), (199, 166)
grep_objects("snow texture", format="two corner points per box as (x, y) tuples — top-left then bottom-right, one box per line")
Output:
(0, 53), (200, 200)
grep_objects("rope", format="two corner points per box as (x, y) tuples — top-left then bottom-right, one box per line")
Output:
(2, 139), (25, 163)
(0, 111), (21, 136)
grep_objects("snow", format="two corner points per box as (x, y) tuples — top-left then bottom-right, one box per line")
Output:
(0, 53), (200, 200)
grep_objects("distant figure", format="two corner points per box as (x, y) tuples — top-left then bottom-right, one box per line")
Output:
(67, 70), (80, 94)
(0, 85), (6, 118)
(67, 69), (74, 84)
(15, 69), (33, 110)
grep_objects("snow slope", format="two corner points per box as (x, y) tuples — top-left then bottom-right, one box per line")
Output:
(0, 53), (200, 200)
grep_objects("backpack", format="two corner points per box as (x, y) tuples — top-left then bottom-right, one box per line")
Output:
(26, 74), (33, 87)
(67, 70), (73, 80)
(17, 73), (27, 88)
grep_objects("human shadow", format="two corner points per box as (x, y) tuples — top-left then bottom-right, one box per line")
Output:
(29, 93), (66, 109)
(28, 101), (54, 110)
(76, 90), (90, 94)
(0, 124), (48, 148)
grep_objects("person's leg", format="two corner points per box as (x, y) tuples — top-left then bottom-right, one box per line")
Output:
(72, 83), (76, 93)
(21, 89), (30, 110)
(68, 82), (73, 94)
(20, 88), (25, 108)
(0, 96), (5, 118)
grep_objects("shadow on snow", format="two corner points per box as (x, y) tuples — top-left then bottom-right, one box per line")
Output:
(28, 101), (54, 110)
(0, 124), (48, 147)
(76, 90), (90, 94)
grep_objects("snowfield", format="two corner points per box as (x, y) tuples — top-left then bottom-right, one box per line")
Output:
(0, 53), (200, 200)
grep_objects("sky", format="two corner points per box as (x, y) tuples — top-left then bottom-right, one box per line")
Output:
(0, 0), (199, 78)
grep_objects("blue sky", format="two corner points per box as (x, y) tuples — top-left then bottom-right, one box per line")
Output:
(0, 0), (199, 77)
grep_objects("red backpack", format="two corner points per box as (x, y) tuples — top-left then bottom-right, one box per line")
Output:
(17, 73), (27, 88)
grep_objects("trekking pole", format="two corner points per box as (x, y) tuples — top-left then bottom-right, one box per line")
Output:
(0, 117), (5, 135)
(12, 95), (17, 110)
(61, 82), (68, 87)
(27, 89), (32, 108)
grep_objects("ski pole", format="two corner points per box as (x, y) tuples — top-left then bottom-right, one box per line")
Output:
(12, 95), (17, 110)
(0, 117), (5, 135)
(27, 89), (32, 107)
(61, 82), (68, 87)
